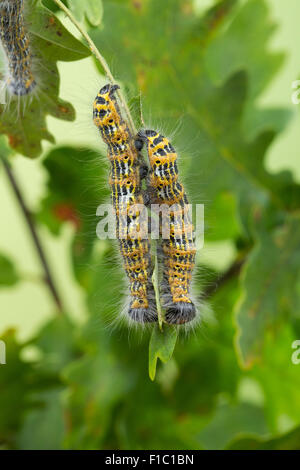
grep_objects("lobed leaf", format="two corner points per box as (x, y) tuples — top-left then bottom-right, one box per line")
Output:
(0, 254), (20, 287)
(89, 0), (300, 240)
(149, 324), (177, 381)
(0, 0), (90, 158)
(68, 0), (103, 26)
(235, 214), (300, 368)
(17, 389), (66, 450)
(227, 425), (300, 450)
(197, 401), (269, 450)
(38, 146), (109, 285)
(0, 330), (51, 447)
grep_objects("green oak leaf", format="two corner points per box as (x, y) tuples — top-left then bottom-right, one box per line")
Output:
(0, 254), (20, 287)
(89, 0), (300, 242)
(227, 426), (300, 450)
(204, 0), (284, 100)
(16, 389), (66, 450)
(197, 401), (269, 450)
(149, 324), (177, 381)
(57, 246), (140, 448)
(250, 324), (300, 432)
(0, 136), (11, 159)
(0, 330), (50, 448)
(14, 316), (79, 449)
(62, 343), (134, 449)
(68, 0), (103, 26)
(38, 146), (109, 285)
(0, 0), (90, 158)
(30, 315), (78, 374)
(235, 214), (300, 368)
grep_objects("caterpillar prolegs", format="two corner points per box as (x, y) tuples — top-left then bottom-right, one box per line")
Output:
(0, 0), (36, 95)
(137, 130), (196, 325)
(93, 84), (157, 324)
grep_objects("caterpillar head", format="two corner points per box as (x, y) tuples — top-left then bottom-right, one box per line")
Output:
(137, 129), (158, 142)
(93, 83), (121, 128)
(137, 130), (176, 161)
(99, 83), (120, 97)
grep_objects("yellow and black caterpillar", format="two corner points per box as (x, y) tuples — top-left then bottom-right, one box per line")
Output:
(0, 0), (36, 95)
(137, 130), (196, 325)
(93, 84), (157, 324)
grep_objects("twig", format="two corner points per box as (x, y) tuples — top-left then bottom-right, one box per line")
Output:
(51, 0), (136, 135)
(151, 240), (163, 330)
(201, 257), (246, 300)
(1, 156), (64, 313)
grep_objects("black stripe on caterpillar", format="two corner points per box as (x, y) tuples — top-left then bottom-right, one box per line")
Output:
(93, 84), (157, 324)
(137, 129), (196, 325)
(0, 0), (36, 96)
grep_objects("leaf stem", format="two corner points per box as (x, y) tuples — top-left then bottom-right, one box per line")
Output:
(1, 156), (64, 314)
(51, 0), (136, 135)
(151, 240), (163, 331)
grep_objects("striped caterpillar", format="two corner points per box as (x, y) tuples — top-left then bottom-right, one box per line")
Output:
(136, 130), (196, 325)
(93, 84), (157, 324)
(0, 0), (36, 96)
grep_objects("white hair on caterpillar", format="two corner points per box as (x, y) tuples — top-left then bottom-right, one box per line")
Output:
(0, 0), (36, 101)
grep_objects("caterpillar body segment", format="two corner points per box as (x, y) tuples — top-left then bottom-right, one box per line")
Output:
(93, 84), (157, 324)
(0, 0), (36, 96)
(137, 129), (196, 325)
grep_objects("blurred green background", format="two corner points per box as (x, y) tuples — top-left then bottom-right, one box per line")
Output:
(1, 0), (300, 339)
(0, 0), (300, 450)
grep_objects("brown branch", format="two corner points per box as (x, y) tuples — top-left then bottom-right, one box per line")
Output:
(1, 156), (64, 313)
(201, 257), (246, 300)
